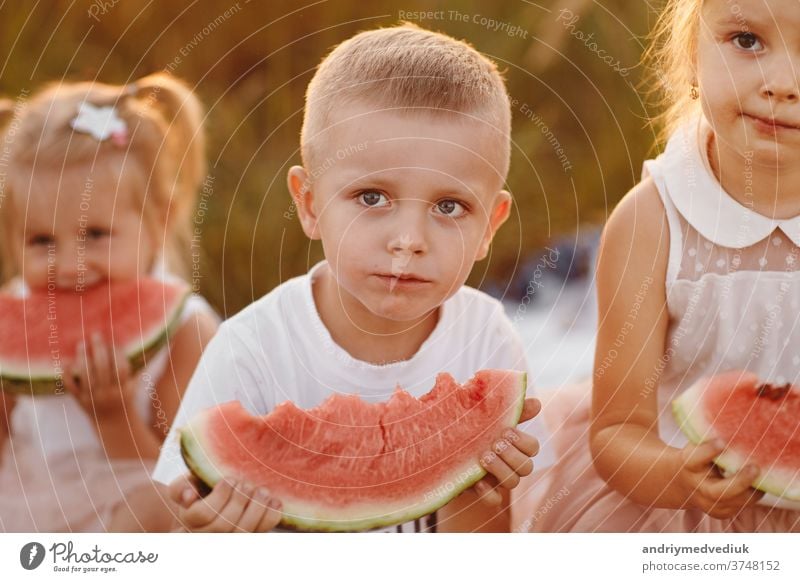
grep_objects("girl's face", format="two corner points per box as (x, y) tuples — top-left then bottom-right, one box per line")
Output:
(697, 0), (800, 165)
(12, 158), (159, 291)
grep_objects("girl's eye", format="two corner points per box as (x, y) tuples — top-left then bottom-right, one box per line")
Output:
(732, 32), (763, 51)
(434, 199), (467, 218)
(86, 227), (110, 240)
(357, 191), (389, 207)
(28, 234), (54, 247)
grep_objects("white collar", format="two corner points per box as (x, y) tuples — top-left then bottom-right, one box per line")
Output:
(660, 115), (800, 248)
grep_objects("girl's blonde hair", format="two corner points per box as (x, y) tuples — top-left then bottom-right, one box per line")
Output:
(0, 73), (205, 282)
(643, 0), (704, 144)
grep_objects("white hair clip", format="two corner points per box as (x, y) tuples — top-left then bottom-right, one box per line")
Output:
(70, 102), (128, 145)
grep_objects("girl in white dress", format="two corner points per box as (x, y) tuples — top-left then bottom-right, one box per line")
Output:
(512, 0), (800, 532)
(0, 74), (219, 532)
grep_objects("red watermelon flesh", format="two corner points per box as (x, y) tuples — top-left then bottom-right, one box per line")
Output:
(0, 278), (189, 394)
(179, 369), (527, 532)
(672, 370), (800, 500)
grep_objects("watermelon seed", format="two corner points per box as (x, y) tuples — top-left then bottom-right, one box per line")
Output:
(755, 383), (791, 401)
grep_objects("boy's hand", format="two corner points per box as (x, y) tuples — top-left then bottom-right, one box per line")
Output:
(676, 440), (764, 519)
(168, 473), (283, 533)
(470, 397), (541, 506)
(64, 332), (135, 419)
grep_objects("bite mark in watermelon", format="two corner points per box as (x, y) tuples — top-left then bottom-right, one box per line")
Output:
(179, 369), (527, 532)
(0, 278), (189, 395)
(672, 370), (800, 500)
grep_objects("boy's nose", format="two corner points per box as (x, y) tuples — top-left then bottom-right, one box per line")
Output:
(387, 231), (428, 256)
(386, 202), (430, 255)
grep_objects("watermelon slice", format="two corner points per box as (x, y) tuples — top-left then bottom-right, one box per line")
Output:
(179, 369), (527, 532)
(0, 278), (190, 395)
(673, 370), (800, 500)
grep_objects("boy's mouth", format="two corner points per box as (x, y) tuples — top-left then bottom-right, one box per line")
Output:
(374, 272), (432, 288)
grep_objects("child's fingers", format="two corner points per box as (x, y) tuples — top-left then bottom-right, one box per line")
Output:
(494, 441), (534, 477)
(61, 371), (80, 399)
(681, 440), (724, 472)
(517, 398), (542, 423)
(167, 475), (186, 505)
(183, 479), (236, 528)
(168, 474), (204, 508)
(704, 464), (760, 501)
(716, 485), (765, 513)
(71, 342), (89, 401)
(255, 500), (283, 532)
(473, 476), (503, 507)
(480, 450), (520, 489)
(0, 391), (15, 433)
(506, 428), (539, 458)
(702, 486), (765, 519)
(0, 390), (16, 408)
(91, 332), (110, 392)
(73, 341), (87, 378)
(114, 348), (131, 386)
(234, 487), (270, 532)
(200, 480), (252, 532)
(81, 338), (98, 398)
(731, 485), (765, 507)
(235, 487), (281, 532)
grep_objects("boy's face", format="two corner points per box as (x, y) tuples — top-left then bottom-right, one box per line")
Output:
(289, 103), (511, 323)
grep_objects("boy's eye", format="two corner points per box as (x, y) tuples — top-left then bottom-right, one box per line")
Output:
(434, 199), (467, 218)
(28, 234), (54, 247)
(732, 32), (762, 51)
(357, 191), (389, 207)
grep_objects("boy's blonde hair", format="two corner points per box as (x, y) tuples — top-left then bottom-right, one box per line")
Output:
(0, 73), (205, 281)
(644, 0), (704, 143)
(301, 23), (511, 180)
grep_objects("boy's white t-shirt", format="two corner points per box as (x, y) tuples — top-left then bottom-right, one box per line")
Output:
(153, 260), (552, 532)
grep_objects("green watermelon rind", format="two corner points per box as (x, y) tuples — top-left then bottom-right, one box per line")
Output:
(0, 288), (190, 396)
(672, 381), (800, 502)
(179, 372), (528, 532)
(179, 424), (222, 497)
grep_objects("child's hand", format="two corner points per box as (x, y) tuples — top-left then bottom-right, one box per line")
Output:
(676, 440), (764, 519)
(470, 397), (541, 506)
(63, 332), (135, 419)
(1, 390), (17, 438)
(168, 473), (283, 533)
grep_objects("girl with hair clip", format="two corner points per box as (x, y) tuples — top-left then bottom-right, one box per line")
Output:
(512, 0), (800, 532)
(0, 73), (219, 532)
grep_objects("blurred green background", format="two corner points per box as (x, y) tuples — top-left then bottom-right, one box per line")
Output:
(0, 0), (658, 316)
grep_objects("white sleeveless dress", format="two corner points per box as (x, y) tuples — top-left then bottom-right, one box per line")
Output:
(510, 115), (800, 532)
(0, 274), (217, 532)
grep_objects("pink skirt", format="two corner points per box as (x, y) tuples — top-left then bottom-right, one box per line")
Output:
(511, 381), (800, 533)
(0, 439), (156, 532)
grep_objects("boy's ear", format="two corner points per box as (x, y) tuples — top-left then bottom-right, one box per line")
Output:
(287, 165), (320, 240)
(476, 190), (512, 261)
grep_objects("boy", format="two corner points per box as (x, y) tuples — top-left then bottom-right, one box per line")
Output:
(154, 23), (549, 532)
